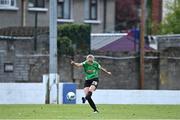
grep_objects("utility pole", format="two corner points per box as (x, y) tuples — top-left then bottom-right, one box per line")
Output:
(49, 0), (58, 104)
(140, 0), (145, 89)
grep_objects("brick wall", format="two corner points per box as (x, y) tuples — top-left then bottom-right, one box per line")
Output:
(158, 36), (180, 90)
(0, 34), (49, 82)
(152, 0), (162, 23)
(71, 52), (159, 89)
(0, 34), (180, 89)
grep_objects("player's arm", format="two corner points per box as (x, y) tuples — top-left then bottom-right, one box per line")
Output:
(100, 67), (112, 75)
(71, 60), (83, 68)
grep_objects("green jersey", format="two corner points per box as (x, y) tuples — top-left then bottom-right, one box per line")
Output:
(82, 60), (101, 80)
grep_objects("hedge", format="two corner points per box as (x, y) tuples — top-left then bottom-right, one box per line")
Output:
(57, 23), (91, 55)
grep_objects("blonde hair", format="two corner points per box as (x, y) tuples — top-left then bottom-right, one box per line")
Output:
(86, 54), (95, 60)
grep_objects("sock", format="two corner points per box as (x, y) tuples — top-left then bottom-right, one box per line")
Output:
(85, 91), (92, 99)
(82, 97), (86, 103)
(85, 91), (97, 111)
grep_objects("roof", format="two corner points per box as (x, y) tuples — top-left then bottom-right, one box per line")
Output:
(98, 35), (154, 52)
(91, 33), (127, 50)
(0, 27), (49, 37)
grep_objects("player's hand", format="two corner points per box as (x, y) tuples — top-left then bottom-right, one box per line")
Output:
(107, 72), (112, 75)
(71, 60), (75, 65)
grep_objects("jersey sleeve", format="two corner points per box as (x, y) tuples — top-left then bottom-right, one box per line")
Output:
(97, 63), (101, 69)
(98, 64), (101, 69)
(81, 61), (86, 67)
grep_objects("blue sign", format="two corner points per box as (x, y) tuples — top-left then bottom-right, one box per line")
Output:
(62, 83), (76, 104)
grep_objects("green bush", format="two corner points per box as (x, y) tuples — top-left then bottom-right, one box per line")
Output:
(57, 36), (73, 55)
(57, 24), (91, 55)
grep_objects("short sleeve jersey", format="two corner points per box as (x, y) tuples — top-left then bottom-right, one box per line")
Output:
(82, 60), (101, 80)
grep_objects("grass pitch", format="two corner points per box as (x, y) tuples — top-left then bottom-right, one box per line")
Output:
(0, 104), (179, 119)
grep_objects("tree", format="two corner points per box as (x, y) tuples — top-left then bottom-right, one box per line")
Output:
(158, 0), (180, 34)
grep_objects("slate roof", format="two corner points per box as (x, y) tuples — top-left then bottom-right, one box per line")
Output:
(98, 35), (154, 52)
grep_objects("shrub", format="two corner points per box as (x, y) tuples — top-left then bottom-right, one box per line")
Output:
(57, 24), (91, 55)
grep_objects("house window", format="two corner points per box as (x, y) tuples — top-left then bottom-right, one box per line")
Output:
(89, 0), (98, 20)
(4, 63), (14, 72)
(58, 0), (71, 19)
(84, 0), (98, 20)
(0, 0), (16, 8)
(28, 0), (45, 8)
(28, 0), (47, 12)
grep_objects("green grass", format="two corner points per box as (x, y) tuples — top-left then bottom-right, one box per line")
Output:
(0, 104), (179, 119)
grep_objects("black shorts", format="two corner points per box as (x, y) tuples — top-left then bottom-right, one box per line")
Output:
(84, 78), (99, 88)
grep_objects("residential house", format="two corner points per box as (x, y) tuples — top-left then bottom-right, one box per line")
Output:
(0, 0), (115, 33)
(115, 0), (162, 34)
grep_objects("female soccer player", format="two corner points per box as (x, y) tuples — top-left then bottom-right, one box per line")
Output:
(71, 54), (111, 113)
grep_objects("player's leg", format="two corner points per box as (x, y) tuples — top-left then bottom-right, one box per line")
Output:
(85, 80), (99, 113)
(89, 84), (96, 92)
(86, 80), (98, 99)
(84, 87), (89, 95)
(82, 79), (91, 103)
(82, 87), (89, 103)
